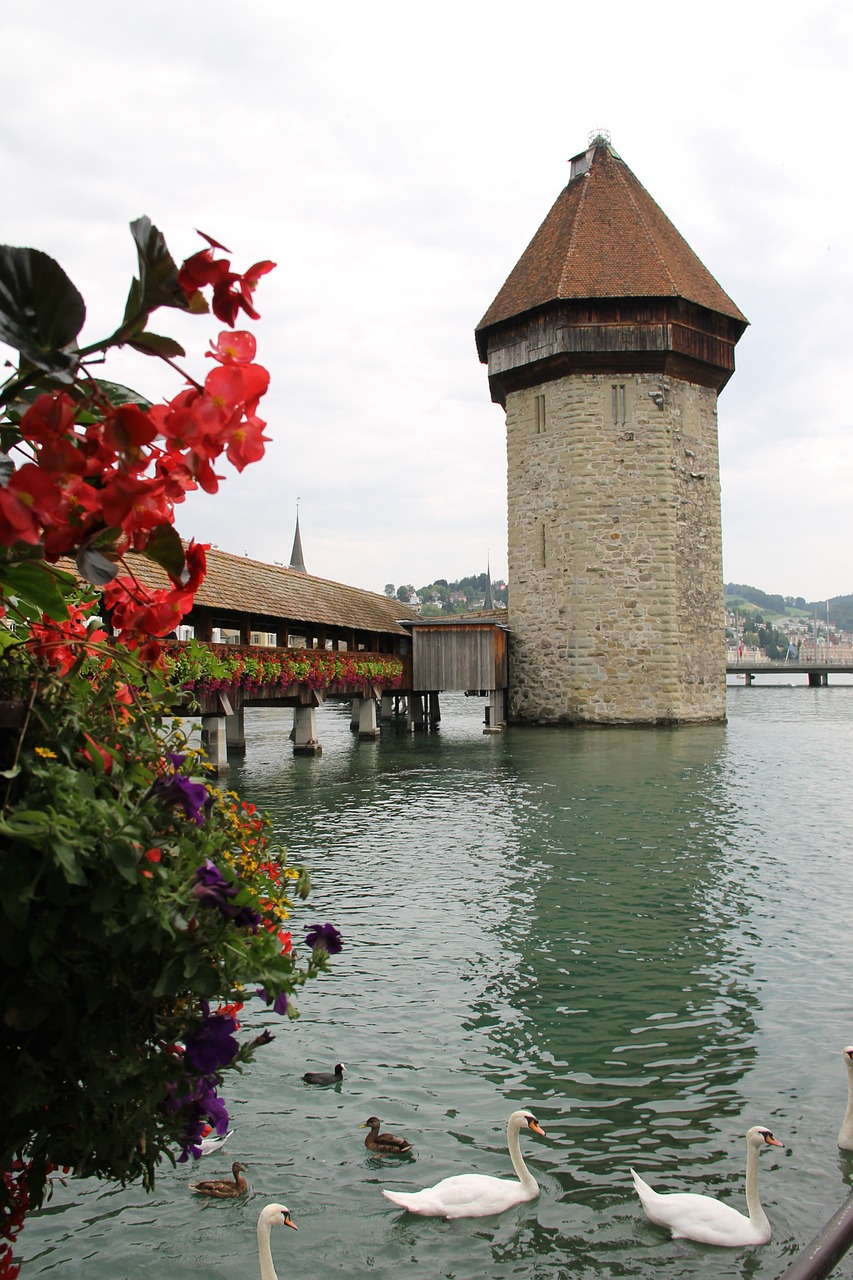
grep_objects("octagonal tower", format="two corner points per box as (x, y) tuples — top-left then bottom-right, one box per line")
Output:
(476, 135), (747, 724)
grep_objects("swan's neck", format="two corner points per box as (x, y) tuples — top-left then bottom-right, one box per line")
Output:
(507, 1120), (538, 1192)
(744, 1139), (769, 1230)
(258, 1221), (278, 1280)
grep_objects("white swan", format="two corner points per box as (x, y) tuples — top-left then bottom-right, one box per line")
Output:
(257, 1204), (297, 1280)
(630, 1125), (783, 1247)
(382, 1108), (545, 1219)
(838, 1046), (853, 1149)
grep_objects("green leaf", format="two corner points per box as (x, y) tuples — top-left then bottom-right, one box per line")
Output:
(0, 808), (53, 835)
(121, 275), (144, 330)
(110, 841), (140, 884)
(128, 217), (189, 315)
(94, 379), (152, 410)
(76, 543), (119, 587)
(143, 524), (185, 582)
(0, 559), (72, 621)
(128, 332), (186, 359)
(0, 245), (85, 373)
(54, 842), (86, 885)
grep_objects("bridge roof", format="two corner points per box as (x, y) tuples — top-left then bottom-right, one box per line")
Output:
(476, 137), (746, 353)
(123, 545), (416, 636)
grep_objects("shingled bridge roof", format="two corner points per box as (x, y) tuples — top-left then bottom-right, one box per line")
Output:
(124, 544), (416, 636)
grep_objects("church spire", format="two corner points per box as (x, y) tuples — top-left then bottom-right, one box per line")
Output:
(483, 556), (494, 610)
(289, 503), (306, 573)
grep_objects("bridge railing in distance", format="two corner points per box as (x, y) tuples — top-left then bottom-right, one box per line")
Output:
(776, 1194), (853, 1280)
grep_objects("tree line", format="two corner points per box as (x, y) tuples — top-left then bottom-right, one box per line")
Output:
(384, 572), (508, 614)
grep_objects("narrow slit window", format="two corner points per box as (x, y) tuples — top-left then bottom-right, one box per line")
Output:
(535, 394), (546, 435)
(611, 384), (627, 425)
(539, 521), (547, 569)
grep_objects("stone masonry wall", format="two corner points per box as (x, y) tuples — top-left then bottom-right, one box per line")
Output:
(505, 372), (726, 723)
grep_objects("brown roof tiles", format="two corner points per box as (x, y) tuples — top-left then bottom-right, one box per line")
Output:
(122, 545), (416, 636)
(476, 140), (746, 342)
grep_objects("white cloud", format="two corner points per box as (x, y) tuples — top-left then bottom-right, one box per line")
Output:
(2, 0), (852, 597)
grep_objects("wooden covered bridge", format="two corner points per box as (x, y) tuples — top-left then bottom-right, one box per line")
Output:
(125, 546), (509, 766)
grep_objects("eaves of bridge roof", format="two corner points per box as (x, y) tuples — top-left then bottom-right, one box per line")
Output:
(123, 545), (416, 636)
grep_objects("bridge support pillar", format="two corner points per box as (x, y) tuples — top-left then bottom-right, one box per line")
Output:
(484, 688), (506, 733)
(358, 696), (380, 740)
(225, 704), (246, 756)
(201, 715), (229, 772)
(380, 694), (395, 720)
(407, 694), (425, 731)
(293, 705), (322, 756)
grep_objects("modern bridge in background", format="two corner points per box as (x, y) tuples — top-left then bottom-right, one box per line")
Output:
(727, 659), (853, 686)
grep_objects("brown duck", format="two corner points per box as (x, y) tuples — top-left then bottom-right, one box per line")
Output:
(360, 1116), (413, 1155)
(189, 1160), (249, 1197)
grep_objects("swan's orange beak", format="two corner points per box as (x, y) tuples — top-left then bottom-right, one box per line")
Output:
(284, 1213), (298, 1230)
(528, 1119), (546, 1136)
(764, 1134), (783, 1148)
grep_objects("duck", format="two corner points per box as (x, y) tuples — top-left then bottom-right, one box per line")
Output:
(382, 1108), (545, 1218)
(630, 1125), (783, 1247)
(199, 1126), (234, 1156)
(302, 1061), (346, 1085)
(257, 1204), (297, 1280)
(189, 1160), (248, 1198)
(838, 1046), (853, 1149)
(360, 1116), (413, 1155)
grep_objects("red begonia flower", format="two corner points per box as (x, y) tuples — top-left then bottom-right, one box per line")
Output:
(103, 403), (158, 453)
(177, 249), (235, 297)
(206, 330), (257, 365)
(178, 539), (208, 592)
(224, 417), (270, 472)
(19, 392), (77, 444)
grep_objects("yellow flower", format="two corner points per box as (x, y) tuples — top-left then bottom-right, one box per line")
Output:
(34, 747), (57, 759)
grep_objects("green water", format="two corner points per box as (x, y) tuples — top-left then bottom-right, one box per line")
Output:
(18, 686), (853, 1278)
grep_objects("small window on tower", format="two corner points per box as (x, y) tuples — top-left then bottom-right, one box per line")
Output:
(535, 394), (546, 435)
(611, 384), (627, 426)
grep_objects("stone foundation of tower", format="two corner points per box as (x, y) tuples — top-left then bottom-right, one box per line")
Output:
(506, 372), (726, 724)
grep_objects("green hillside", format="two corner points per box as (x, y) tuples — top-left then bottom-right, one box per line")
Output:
(724, 583), (853, 631)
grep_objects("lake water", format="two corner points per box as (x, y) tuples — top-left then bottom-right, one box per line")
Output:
(17, 681), (853, 1279)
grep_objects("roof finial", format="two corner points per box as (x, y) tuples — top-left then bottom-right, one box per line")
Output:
(289, 500), (307, 573)
(588, 127), (611, 147)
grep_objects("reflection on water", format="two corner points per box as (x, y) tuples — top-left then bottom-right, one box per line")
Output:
(18, 688), (853, 1279)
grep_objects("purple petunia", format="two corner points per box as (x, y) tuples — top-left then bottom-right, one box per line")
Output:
(304, 921), (343, 954)
(164, 1073), (231, 1162)
(192, 861), (262, 930)
(150, 754), (210, 826)
(183, 1004), (240, 1075)
(193, 860), (238, 911)
(257, 987), (288, 1016)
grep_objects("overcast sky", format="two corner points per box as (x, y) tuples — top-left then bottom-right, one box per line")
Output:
(3, 0), (852, 601)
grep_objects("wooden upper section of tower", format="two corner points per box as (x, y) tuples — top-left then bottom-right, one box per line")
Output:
(476, 136), (747, 403)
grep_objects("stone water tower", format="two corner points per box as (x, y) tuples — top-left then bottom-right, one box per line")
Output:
(475, 134), (747, 724)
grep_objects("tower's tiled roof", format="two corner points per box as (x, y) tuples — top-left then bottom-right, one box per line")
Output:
(476, 139), (746, 343)
(121, 545), (415, 635)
